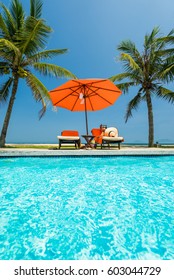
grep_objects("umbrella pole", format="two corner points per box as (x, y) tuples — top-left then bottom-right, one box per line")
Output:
(84, 97), (89, 135)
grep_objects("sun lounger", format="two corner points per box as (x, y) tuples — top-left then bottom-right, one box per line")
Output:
(91, 127), (124, 149)
(57, 130), (81, 149)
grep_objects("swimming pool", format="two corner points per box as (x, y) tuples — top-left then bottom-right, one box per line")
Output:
(0, 156), (173, 260)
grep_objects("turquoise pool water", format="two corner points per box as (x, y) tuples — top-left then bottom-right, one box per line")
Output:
(0, 156), (174, 260)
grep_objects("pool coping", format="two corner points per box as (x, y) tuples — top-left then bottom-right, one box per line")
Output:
(0, 147), (174, 157)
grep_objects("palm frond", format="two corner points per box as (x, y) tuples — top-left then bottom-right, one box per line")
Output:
(157, 33), (174, 45)
(17, 16), (52, 55)
(38, 99), (46, 119)
(26, 72), (50, 99)
(167, 28), (174, 37)
(0, 77), (13, 103)
(30, 0), (43, 19)
(110, 72), (139, 82)
(155, 29), (174, 58)
(33, 62), (77, 79)
(0, 38), (20, 56)
(0, 49), (14, 63)
(10, 0), (25, 30)
(158, 56), (174, 82)
(25, 72), (50, 118)
(116, 82), (137, 93)
(160, 64), (174, 81)
(22, 49), (68, 66)
(144, 26), (160, 49)
(118, 40), (137, 54)
(0, 14), (9, 38)
(125, 91), (143, 122)
(156, 48), (174, 57)
(118, 40), (142, 66)
(110, 72), (139, 92)
(0, 3), (16, 37)
(120, 53), (140, 70)
(156, 86), (174, 103)
(0, 62), (11, 75)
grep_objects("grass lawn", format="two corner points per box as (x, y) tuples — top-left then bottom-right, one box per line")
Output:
(3, 144), (174, 149)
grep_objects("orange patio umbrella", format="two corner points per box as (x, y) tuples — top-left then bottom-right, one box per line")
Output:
(49, 78), (122, 135)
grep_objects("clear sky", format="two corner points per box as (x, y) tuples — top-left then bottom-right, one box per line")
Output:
(0, 0), (174, 144)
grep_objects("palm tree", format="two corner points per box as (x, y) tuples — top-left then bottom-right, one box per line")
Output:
(0, 0), (76, 147)
(110, 27), (174, 147)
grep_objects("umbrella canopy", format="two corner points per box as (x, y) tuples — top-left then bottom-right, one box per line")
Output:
(49, 78), (122, 134)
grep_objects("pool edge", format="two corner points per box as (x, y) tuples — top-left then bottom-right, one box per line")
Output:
(0, 148), (174, 157)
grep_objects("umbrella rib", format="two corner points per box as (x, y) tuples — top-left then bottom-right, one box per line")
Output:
(89, 85), (121, 93)
(72, 79), (108, 86)
(50, 84), (83, 93)
(84, 84), (121, 98)
(52, 79), (106, 92)
(71, 95), (80, 111)
(53, 85), (83, 106)
(88, 95), (94, 110)
(84, 85), (114, 105)
(84, 85), (100, 98)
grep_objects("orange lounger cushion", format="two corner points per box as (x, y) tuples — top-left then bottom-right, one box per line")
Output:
(61, 130), (79, 136)
(57, 130), (81, 149)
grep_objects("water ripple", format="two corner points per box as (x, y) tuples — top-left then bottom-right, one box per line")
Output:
(0, 156), (173, 259)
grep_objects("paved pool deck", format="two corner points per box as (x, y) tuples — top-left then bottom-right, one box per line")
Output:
(0, 145), (174, 157)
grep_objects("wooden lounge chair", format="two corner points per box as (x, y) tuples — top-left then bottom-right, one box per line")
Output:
(57, 130), (81, 149)
(91, 127), (124, 149)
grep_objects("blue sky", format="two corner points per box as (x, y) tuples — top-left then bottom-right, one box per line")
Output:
(0, 0), (174, 144)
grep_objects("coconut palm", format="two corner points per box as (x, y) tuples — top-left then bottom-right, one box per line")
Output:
(110, 27), (174, 147)
(0, 0), (76, 147)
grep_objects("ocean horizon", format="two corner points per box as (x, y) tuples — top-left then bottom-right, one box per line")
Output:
(6, 142), (174, 145)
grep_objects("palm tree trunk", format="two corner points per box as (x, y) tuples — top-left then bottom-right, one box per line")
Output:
(0, 77), (19, 147)
(146, 90), (154, 147)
